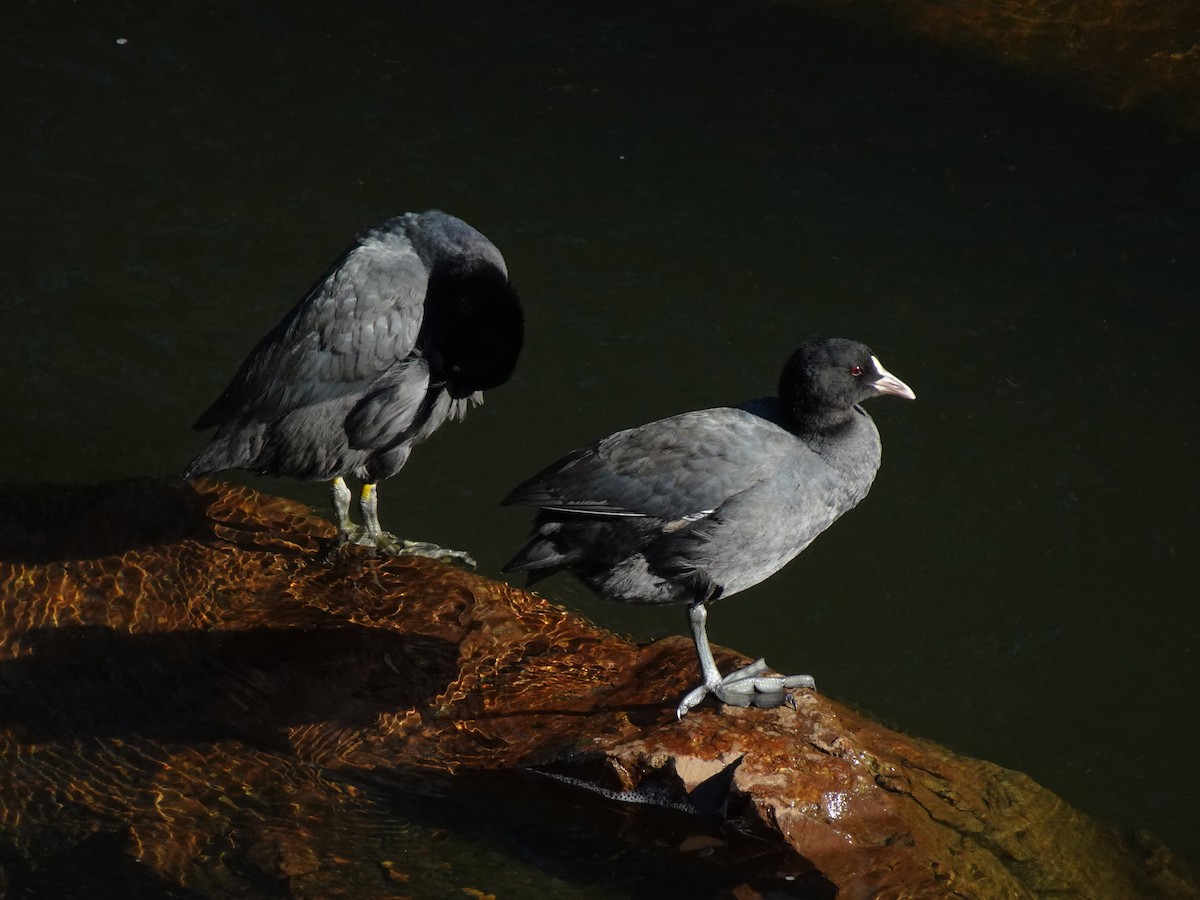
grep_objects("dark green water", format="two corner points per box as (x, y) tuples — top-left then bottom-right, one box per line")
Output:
(5, 0), (1198, 887)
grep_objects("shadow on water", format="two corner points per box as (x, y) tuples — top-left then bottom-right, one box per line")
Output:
(0, 623), (458, 747)
(4, 761), (835, 900)
(0, 478), (217, 564)
(0, 837), (211, 900)
(357, 767), (839, 900)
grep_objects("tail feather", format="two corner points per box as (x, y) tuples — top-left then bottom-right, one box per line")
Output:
(184, 441), (236, 480)
(184, 422), (265, 480)
(503, 513), (649, 585)
(502, 533), (568, 583)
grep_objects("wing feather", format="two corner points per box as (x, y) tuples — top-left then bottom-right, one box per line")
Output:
(504, 408), (804, 521)
(194, 219), (428, 428)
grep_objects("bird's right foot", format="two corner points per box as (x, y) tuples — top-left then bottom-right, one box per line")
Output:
(676, 659), (815, 718)
(336, 524), (477, 568)
(375, 535), (478, 569)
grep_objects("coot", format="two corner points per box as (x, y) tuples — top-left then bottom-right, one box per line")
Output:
(186, 210), (523, 560)
(503, 338), (913, 716)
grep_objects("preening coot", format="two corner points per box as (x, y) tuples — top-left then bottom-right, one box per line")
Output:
(503, 338), (913, 717)
(186, 210), (523, 561)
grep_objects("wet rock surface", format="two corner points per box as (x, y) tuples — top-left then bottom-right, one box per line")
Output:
(0, 478), (1195, 898)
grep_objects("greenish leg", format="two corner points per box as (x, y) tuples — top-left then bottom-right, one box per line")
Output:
(331, 477), (371, 545)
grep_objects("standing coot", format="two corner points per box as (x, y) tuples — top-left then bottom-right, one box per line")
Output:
(186, 210), (523, 561)
(503, 338), (913, 716)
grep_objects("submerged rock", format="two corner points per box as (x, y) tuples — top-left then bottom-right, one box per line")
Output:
(0, 478), (1194, 898)
(805, 0), (1200, 133)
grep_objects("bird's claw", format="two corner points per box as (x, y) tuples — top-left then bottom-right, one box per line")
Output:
(337, 524), (378, 548)
(379, 536), (478, 569)
(676, 659), (815, 718)
(335, 529), (477, 568)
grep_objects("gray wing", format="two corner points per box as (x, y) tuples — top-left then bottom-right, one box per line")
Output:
(649, 462), (849, 596)
(504, 408), (802, 522)
(195, 217), (430, 428)
(649, 410), (882, 594)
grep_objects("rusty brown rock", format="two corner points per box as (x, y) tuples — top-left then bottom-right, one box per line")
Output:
(0, 478), (1195, 898)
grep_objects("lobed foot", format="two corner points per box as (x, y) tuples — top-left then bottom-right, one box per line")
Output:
(676, 658), (816, 718)
(335, 525), (477, 568)
(679, 603), (816, 718)
(340, 479), (477, 567)
(373, 534), (478, 569)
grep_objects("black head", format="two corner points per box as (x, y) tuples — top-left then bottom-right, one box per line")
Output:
(420, 260), (525, 397)
(779, 338), (915, 432)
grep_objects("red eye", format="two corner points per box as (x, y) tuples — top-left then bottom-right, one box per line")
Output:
(850, 365), (863, 376)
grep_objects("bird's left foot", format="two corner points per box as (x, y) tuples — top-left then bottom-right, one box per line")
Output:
(337, 523), (377, 548)
(676, 659), (815, 718)
(373, 534), (478, 569)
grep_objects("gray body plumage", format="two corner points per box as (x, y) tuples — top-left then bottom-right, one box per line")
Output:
(504, 401), (881, 605)
(186, 210), (522, 553)
(187, 210), (522, 483)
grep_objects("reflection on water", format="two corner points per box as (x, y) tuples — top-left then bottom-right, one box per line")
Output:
(4, 0), (1199, 884)
(825, 0), (1200, 132)
(7, 744), (787, 899)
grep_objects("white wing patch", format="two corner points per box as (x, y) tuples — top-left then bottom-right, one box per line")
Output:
(661, 508), (716, 533)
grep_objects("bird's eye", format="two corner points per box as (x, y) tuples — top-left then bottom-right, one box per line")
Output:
(850, 365), (863, 377)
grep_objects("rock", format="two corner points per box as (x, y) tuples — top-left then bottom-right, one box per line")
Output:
(0, 477), (1195, 898)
